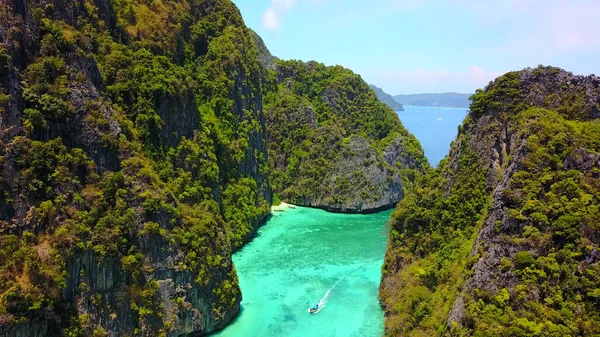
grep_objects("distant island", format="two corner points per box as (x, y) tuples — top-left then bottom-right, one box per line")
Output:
(369, 84), (404, 111)
(393, 92), (472, 108)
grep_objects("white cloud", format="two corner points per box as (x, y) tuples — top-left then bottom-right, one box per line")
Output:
(261, 0), (334, 31)
(262, 0), (298, 31)
(262, 8), (280, 30)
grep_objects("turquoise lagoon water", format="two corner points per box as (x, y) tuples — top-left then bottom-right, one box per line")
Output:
(397, 106), (468, 167)
(212, 206), (392, 337)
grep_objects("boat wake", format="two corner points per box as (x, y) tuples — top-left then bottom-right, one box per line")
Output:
(308, 260), (376, 315)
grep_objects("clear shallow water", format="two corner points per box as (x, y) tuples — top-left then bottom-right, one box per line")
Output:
(212, 206), (391, 337)
(397, 106), (468, 167)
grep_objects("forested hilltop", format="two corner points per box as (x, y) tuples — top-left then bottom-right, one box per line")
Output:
(0, 0), (272, 335)
(248, 32), (427, 213)
(264, 60), (427, 213)
(380, 66), (600, 336)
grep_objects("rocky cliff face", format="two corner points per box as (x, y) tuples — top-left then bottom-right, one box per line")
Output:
(0, 0), (270, 335)
(380, 66), (600, 336)
(263, 60), (428, 213)
(282, 132), (405, 213)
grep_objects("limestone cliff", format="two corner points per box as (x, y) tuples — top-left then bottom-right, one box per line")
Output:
(0, 0), (270, 335)
(264, 60), (428, 213)
(380, 66), (600, 336)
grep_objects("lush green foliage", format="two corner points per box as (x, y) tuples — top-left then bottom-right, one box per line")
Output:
(274, 61), (402, 140)
(381, 68), (600, 337)
(0, 0), (270, 334)
(381, 130), (488, 336)
(265, 60), (427, 207)
(470, 65), (598, 122)
(469, 71), (524, 118)
(456, 109), (600, 337)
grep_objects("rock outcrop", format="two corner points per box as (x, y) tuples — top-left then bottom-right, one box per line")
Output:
(263, 60), (428, 213)
(288, 134), (405, 213)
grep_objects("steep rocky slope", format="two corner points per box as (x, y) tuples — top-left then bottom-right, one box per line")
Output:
(264, 60), (427, 213)
(370, 84), (404, 111)
(0, 0), (271, 335)
(380, 66), (600, 336)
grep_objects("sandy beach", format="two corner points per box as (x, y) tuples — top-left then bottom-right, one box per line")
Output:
(271, 202), (296, 212)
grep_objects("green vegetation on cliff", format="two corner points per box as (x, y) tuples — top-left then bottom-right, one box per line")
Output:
(0, 0), (270, 335)
(381, 66), (600, 336)
(380, 121), (488, 336)
(455, 108), (600, 337)
(264, 60), (427, 212)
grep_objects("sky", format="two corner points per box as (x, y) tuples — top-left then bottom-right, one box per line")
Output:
(232, 0), (600, 95)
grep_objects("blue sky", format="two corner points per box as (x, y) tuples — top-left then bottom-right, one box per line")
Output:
(233, 0), (600, 94)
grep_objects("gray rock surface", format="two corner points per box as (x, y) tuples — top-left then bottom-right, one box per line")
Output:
(446, 67), (600, 329)
(290, 135), (404, 213)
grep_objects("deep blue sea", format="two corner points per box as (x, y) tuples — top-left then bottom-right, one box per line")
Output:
(396, 106), (468, 167)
